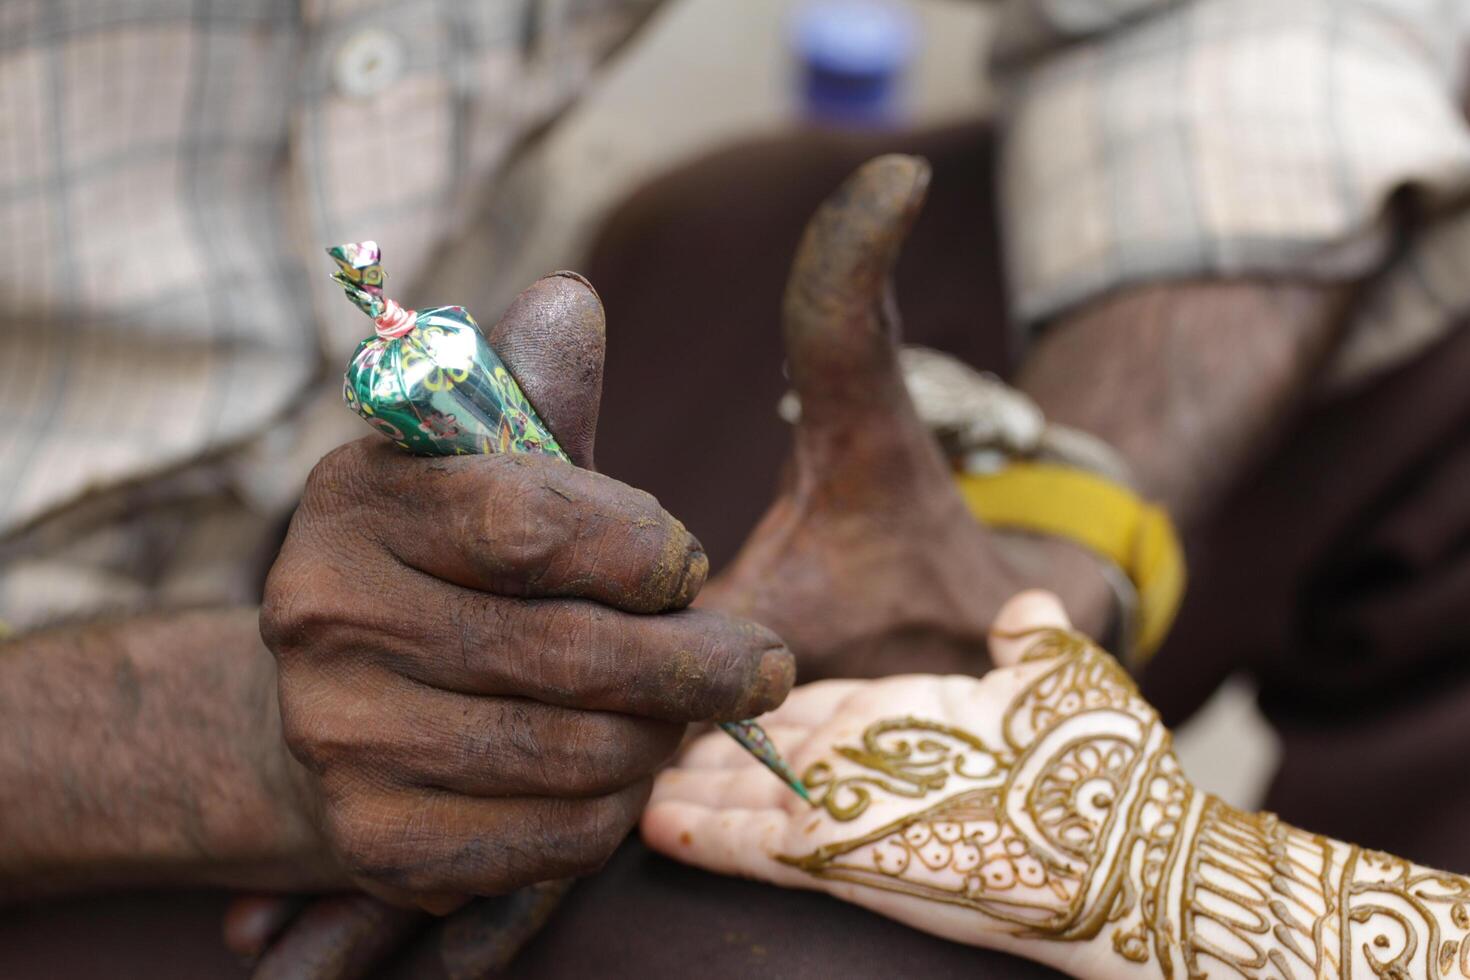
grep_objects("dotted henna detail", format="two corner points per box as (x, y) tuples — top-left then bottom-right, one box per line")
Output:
(780, 629), (1470, 980)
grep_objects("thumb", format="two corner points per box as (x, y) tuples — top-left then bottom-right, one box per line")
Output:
(988, 590), (1073, 668)
(784, 154), (929, 434)
(783, 155), (946, 496)
(488, 271), (606, 469)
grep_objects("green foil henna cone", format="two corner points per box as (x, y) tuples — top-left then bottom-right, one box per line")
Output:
(329, 241), (808, 804)
(332, 241), (564, 459)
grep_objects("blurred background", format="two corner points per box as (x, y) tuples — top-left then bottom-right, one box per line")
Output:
(483, 0), (993, 310)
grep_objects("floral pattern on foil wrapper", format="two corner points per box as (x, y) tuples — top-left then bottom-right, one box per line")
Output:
(343, 305), (566, 460)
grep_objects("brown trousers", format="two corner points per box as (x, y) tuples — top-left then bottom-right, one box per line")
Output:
(6, 125), (1468, 979)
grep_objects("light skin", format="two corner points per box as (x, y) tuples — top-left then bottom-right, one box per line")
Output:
(645, 590), (1470, 980)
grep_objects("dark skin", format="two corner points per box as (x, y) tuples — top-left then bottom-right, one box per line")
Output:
(237, 157), (1347, 977)
(0, 273), (795, 911)
(0, 80), (1349, 953)
(262, 268), (797, 913)
(0, 191), (1339, 908)
(700, 161), (1346, 680)
(700, 155), (1115, 678)
(0, 608), (332, 901)
(1019, 280), (1347, 529)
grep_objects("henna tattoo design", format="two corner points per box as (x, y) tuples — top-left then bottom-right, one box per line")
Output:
(779, 630), (1470, 979)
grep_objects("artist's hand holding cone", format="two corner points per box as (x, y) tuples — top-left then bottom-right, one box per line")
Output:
(231, 156), (1036, 978)
(235, 271), (752, 980)
(700, 155), (1027, 678)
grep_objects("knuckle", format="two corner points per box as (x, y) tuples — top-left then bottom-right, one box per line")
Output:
(514, 602), (614, 701)
(469, 459), (569, 584)
(558, 797), (635, 876)
(481, 703), (629, 796)
(679, 629), (752, 715)
(257, 574), (296, 654)
(327, 799), (455, 895)
(259, 566), (354, 655)
(476, 699), (546, 774)
(259, 565), (308, 652)
(277, 696), (352, 775)
(457, 836), (545, 895)
(486, 529), (562, 585)
(327, 802), (409, 885)
(616, 484), (665, 528)
(619, 507), (703, 614)
(551, 713), (638, 794)
(324, 800), (380, 862)
(301, 440), (370, 506)
(648, 614), (789, 720)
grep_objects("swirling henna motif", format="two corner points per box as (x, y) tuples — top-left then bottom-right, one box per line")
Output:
(782, 630), (1165, 937)
(802, 717), (1007, 821)
(1030, 736), (1136, 858)
(780, 629), (1470, 979)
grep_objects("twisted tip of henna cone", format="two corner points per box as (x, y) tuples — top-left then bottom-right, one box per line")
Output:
(328, 240), (417, 337)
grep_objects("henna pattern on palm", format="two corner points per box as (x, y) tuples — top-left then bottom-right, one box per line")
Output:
(779, 629), (1470, 980)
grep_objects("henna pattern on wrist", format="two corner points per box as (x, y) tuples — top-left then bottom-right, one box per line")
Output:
(779, 629), (1470, 979)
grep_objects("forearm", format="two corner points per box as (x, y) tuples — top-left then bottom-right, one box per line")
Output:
(1160, 799), (1469, 980)
(1007, 791), (1470, 980)
(1018, 281), (1346, 528)
(989, 628), (1470, 980)
(0, 607), (339, 902)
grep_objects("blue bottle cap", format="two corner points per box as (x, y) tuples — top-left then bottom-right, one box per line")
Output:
(791, 0), (917, 126)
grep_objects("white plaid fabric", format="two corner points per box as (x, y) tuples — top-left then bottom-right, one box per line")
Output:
(993, 0), (1470, 387)
(0, 0), (656, 629)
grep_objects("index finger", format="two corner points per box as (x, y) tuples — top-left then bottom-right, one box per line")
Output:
(307, 438), (708, 614)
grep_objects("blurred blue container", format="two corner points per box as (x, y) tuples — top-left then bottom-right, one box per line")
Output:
(791, 0), (918, 127)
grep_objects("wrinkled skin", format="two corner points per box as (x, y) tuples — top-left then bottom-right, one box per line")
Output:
(698, 155), (1028, 679)
(240, 156), (1097, 978)
(641, 591), (1103, 963)
(259, 271), (795, 914)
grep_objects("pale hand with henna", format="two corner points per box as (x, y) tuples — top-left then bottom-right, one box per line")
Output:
(644, 592), (1470, 980)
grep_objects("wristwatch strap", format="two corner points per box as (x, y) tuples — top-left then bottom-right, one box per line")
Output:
(955, 463), (1185, 665)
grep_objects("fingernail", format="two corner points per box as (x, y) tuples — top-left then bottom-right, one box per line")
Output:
(549, 269), (600, 302)
(673, 533), (709, 607)
(754, 645), (796, 710)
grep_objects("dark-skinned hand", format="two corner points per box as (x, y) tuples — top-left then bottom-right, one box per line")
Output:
(230, 267), (794, 979)
(701, 154), (1110, 679)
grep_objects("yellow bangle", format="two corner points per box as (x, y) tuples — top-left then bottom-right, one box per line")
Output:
(954, 464), (1186, 664)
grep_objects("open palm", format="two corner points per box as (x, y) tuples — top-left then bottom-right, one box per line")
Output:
(643, 591), (1181, 978)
